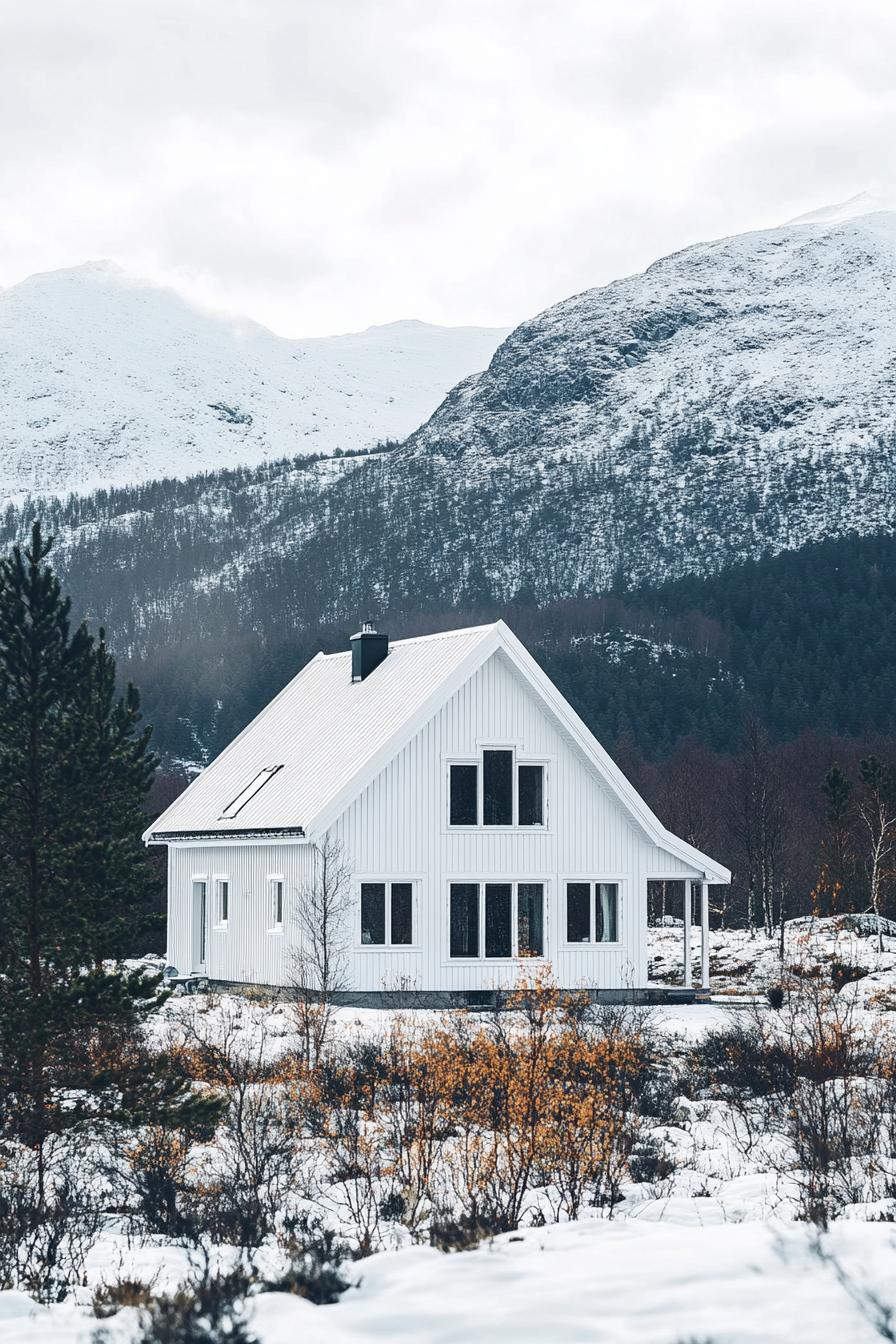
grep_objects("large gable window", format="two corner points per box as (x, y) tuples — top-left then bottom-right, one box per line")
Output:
(448, 752), (546, 828)
(565, 881), (620, 944)
(220, 764), (283, 821)
(450, 881), (545, 958)
(360, 881), (414, 947)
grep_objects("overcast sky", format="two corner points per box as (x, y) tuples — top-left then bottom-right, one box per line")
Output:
(1, 0), (894, 336)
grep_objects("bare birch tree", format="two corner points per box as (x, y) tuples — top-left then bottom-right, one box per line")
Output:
(290, 834), (352, 1066)
(857, 757), (896, 951)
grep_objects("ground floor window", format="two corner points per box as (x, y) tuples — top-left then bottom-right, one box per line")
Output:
(449, 881), (545, 958)
(192, 878), (207, 963)
(360, 881), (414, 946)
(269, 876), (284, 929)
(565, 881), (619, 943)
(215, 876), (229, 927)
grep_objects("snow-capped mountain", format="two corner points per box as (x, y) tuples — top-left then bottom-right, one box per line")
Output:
(5, 195), (896, 664)
(0, 260), (508, 499)
(409, 191), (896, 486)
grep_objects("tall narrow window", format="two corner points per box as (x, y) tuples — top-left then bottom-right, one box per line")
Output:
(450, 764), (478, 826)
(271, 878), (284, 928)
(450, 883), (479, 957)
(596, 883), (619, 942)
(566, 882), (591, 943)
(485, 883), (512, 957)
(216, 878), (229, 925)
(391, 883), (413, 945)
(518, 765), (544, 826)
(483, 750), (513, 826)
(361, 883), (387, 945)
(193, 880), (207, 964)
(517, 883), (544, 956)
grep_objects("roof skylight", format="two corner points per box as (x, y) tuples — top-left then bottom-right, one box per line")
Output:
(219, 765), (283, 820)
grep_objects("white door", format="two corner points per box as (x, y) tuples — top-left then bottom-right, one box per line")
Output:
(192, 879), (208, 972)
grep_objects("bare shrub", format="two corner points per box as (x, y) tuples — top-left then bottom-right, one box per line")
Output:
(264, 1211), (352, 1304)
(289, 836), (352, 1067)
(0, 1141), (100, 1303)
(93, 1278), (156, 1318)
(175, 1001), (309, 1247)
(124, 1258), (256, 1344)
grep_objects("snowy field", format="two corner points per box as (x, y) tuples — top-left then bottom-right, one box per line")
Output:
(6, 915), (896, 1343)
(5, 1221), (896, 1343)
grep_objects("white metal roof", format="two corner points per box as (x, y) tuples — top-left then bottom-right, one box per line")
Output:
(145, 624), (494, 840)
(145, 619), (731, 884)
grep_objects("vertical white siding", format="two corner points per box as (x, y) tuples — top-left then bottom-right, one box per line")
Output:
(167, 842), (313, 985)
(165, 648), (701, 991)
(331, 649), (699, 991)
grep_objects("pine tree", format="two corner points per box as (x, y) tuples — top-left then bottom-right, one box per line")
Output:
(74, 628), (159, 960)
(0, 525), (219, 1198)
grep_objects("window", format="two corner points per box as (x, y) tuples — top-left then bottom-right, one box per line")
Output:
(449, 753), (547, 828)
(485, 883), (512, 957)
(270, 877), (284, 930)
(219, 764), (283, 820)
(215, 877), (229, 926)
(360, 881), (414, 946)
(517, 882), (545, 956)
(518, 765), (544, 826)
(566, 882), (591, 943)
(449, 764), (478, 826)
(391, 883), (413, 945)
(193, 879), (207, 964)
(565, 881), (620, 943)
(450, 883), (479, 957)
(450, 881), (545, 958)
(483, 750), (513, 826)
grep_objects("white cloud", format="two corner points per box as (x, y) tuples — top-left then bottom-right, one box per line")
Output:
(0, 0), (894, 334)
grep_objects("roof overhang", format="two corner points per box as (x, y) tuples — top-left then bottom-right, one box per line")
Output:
(145, 826), (306, 846)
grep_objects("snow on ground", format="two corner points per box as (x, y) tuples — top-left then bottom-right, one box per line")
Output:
(5, 1221), (896, 1343)
(9, 916), (896, 1341)
(649, 913), (896, 999)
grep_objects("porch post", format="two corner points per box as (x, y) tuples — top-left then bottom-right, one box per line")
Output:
(683, 879), (692, 988)
(700, 880), (710, 989)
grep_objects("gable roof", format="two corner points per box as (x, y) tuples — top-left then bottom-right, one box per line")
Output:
(145, 620), (730, 884)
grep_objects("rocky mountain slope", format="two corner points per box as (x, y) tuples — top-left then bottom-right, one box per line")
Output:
(0, 260), (508, 499)
(396, 191), (896, 588)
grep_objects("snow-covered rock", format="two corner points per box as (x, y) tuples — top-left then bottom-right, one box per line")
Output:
(0, 261), (508, 499)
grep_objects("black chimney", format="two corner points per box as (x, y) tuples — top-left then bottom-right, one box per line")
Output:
(351, 622), (389, 682)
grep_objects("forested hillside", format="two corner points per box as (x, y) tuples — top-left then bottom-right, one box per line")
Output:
(112, 529), (896, 770)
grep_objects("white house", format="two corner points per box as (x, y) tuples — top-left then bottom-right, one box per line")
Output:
(145, 621), (729, 1003)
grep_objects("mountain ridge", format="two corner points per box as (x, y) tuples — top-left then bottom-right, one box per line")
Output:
(0, 259), (509, 500)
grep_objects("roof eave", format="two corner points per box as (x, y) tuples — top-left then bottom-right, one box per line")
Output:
(145, 826), (306, 845)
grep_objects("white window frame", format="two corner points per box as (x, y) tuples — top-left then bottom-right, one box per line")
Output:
(445, 750), (551, 832)
(191, 873), (209, 967)
(445, 877), (549, 962)
(213, 873), (230, 930)
(354, 877), (420, 951)
(561, 876), (625, 949)
(268, 873), (285, 934)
